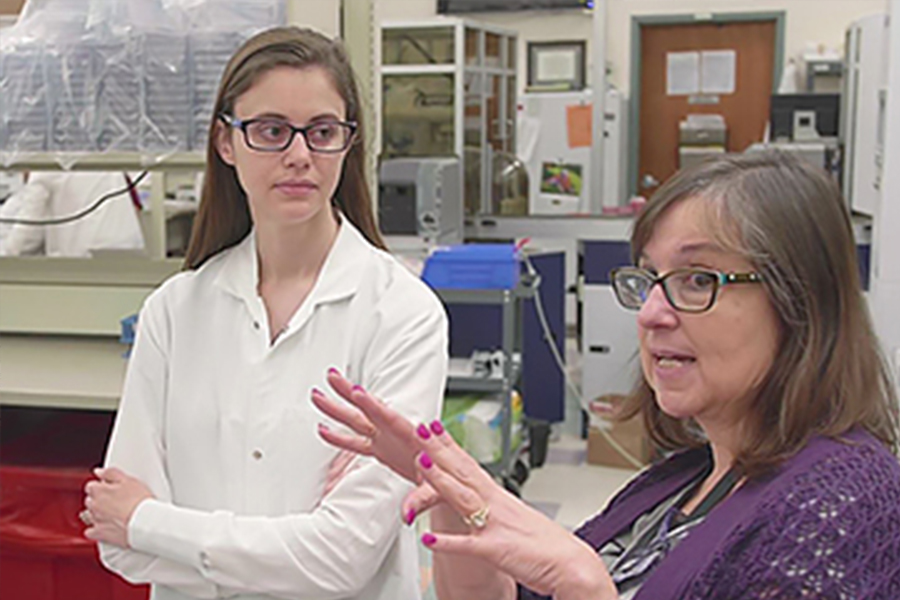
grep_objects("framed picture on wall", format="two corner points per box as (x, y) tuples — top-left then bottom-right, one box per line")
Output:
(527, 40), (586, 91)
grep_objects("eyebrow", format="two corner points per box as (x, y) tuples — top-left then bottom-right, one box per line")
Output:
(246, 111), (345, 123)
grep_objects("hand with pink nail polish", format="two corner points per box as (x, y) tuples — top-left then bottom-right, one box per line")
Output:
(312, 369), (426, 483)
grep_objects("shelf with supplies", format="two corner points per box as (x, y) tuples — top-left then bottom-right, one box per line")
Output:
(432, 279), (534, 493)
(0, 152), (204, 412)
(0, 151), (206, 260)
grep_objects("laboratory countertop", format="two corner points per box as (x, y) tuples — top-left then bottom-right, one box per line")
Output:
(0, 335), (126, 411)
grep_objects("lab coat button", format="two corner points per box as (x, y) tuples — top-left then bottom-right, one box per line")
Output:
(252, 449), (263, 460)
(253, 321), (260, 330)
(199, 551), (212, 570)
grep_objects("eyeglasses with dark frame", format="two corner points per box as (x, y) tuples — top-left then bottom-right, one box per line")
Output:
(610, 266), (764, 313)
(218, 114), (358, 153)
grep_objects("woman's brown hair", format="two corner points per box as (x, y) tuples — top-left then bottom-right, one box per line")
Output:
(620, 151), (899, 476)
(184, 26), (384, 269)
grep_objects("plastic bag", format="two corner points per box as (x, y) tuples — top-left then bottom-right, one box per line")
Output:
(0, 0), (285, 158)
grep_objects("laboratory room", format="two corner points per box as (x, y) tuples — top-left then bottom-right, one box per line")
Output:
(2, 0), (900, 598)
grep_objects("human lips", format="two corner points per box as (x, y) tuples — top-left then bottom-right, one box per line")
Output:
(647, 346), (697, 370)
(274, 179), (318, 194)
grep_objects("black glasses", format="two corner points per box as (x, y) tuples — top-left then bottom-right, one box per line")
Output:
(219, 114), (357, 153)
(610, 267), (763, 313)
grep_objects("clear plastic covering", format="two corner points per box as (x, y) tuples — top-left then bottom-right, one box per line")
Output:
(0, 0), (285, 162)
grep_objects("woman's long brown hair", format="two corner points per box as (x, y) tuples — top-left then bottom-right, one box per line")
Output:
(620, 152), (899, 477)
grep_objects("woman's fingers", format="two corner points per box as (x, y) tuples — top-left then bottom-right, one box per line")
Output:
(316, 423), (373, 456)
(417, 420), (495, 489)
(326, 371), (402, 430)
(401, 482), (442, 525)
(415, 451), (489, 530)
(312, 388), (376, 437)
(419, 530), (500, 565)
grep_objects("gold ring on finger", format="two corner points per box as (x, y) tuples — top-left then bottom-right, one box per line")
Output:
(463, 505), (490, 529)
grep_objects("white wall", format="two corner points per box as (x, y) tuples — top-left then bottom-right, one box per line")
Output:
(287, 0), (340, 36)
(376, 0), (887, 95)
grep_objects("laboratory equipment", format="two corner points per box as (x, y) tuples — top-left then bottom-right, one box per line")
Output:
(841, 14), (890, 216)
(769, 93), (840, 142)
(578, 239), (638, 405)
(678, 114), (727, 171)
(378, 156), (463, 246)
(802, 53), (843, 94)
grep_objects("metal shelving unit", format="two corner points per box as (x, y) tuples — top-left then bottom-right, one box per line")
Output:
(436, 280), (533, 490)
(379, 18), (517, 216)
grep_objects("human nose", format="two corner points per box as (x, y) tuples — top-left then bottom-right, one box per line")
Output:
(282, 128), (313, 165)
(636, 282), (678, 329)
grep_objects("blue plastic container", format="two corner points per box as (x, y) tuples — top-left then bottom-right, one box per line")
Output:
(120, 314), (138, 358)
(422, 244), (520, 290)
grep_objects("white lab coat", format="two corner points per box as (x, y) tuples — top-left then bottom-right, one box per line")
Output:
(100, 217), (449, 600)
(0, 171), (144, 257)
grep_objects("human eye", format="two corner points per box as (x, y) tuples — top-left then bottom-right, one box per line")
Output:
(308, 122), (341, 144)
(681, 270), (717, 291)
(250, 120), (291, 143)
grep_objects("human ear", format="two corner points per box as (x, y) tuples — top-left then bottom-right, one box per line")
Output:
(214, 121), (236, 167)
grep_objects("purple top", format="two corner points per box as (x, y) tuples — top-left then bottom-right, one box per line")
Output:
(521, 428), (900, 599)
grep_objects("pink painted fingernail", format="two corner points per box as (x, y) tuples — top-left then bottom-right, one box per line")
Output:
(416, 423), (431, 440)
(429, 420), (445, 435)
(311, 387), (323, 397)
(352, 384), (364, 393)
(328, 367), (340, 376)
(317, 423), (330, 432)
(419, 453), (433, 470)
(422, 533), (437, 547)
(405, 508), (416, 525)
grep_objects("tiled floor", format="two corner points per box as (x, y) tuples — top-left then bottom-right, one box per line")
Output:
(521, 432), (638, 531)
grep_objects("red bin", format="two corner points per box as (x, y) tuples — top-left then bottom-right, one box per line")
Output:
(0, 410), (149, 600)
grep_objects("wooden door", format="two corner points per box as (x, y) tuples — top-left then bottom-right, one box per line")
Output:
(638, 19), (776, 197)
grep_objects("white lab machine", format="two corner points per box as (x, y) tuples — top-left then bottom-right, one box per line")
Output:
(578, 238), (639, 404)
(841, 13), (890, 217)
(378, 157), (464, 254)
(517, 89), (627, 215)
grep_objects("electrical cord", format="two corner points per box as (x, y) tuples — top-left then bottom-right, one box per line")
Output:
(521, 252), (645, 469)
(0, 170), (150, 226)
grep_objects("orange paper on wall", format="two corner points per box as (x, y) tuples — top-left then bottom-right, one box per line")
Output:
(566, 104), (592, 148)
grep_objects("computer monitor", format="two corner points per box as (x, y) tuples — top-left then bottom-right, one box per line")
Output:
(769, 94), (840, 142)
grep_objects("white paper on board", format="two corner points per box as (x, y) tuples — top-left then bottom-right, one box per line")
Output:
(667, 51), (700, 96)
(701, 50), (737, 94)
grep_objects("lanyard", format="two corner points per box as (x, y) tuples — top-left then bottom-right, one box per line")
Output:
(676, 467), (740, 523)
(611, 467), (740, 588)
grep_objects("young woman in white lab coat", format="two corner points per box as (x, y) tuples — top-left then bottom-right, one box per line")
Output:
(80, 27), (448, 600)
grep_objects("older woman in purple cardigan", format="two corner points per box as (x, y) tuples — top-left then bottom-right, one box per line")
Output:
(314, 152), (900, 599)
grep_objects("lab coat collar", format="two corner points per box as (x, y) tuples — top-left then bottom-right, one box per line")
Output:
(213, 214), (371, 310)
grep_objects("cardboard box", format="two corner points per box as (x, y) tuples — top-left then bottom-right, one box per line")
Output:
(586, 394), (653, 469)
(0, 0), (25, 15)
(587, 420), (652, 470)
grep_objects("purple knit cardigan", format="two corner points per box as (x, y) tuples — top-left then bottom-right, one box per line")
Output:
(521, 429), (900, 599)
